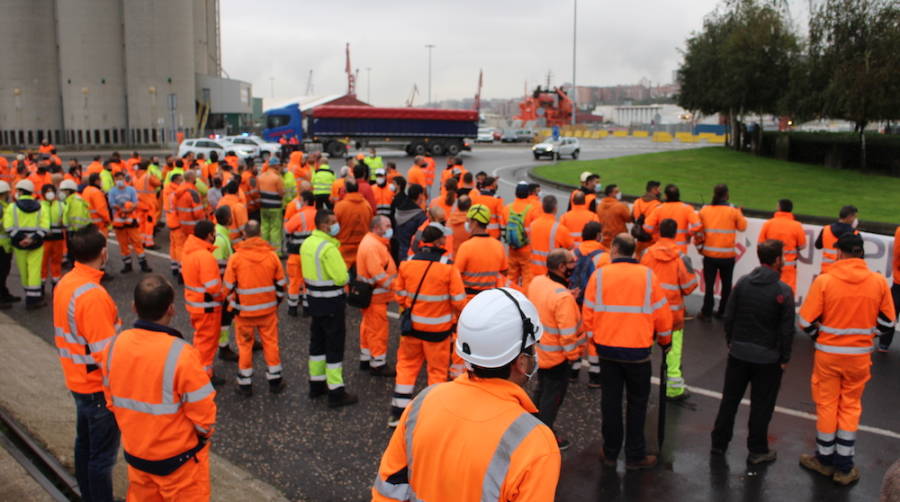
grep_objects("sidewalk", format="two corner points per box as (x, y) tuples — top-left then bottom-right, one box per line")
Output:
(0, 312), (290, 501)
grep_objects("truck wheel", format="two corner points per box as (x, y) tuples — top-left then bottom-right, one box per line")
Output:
(445, 142), (461, 156)
(405, 145), (415, 155)
(411, 142), (428, 156)
(430, 142), (445, 156)
(326, 141), (345, 159)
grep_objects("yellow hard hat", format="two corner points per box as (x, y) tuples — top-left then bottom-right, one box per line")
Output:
(467, 204), (491, 225)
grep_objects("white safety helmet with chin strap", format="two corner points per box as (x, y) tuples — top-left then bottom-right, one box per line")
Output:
(456, 287), (542, 369)
(0, 180), (9, 194)
(60, 179), (79, 192)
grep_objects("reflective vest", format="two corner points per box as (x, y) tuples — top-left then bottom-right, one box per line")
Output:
(312, 167), (335, 196)
(372, 374), (560, 502)
(4, 196), (49, 250)
(393, 246), (466, 341)
(698, 203), (747, 259)
(356, 232), (397, 303)
(300, 229), (348, 312)
(454, 235), (508, 297)
(223, 237), (285, 318)
(53, 262), (119, 394)
(0, 201), (10, 252)
(560, 205), (599, 243)
(799, 258), (895, 355)
(820, 224), (859, 273)
(213, 223), (233, 275)
(528, 214), (574, 273)
(372, 184), (394, 216)
(101, 323), (216, 464)
(134, 171), (160, 212)
(643, 201), (701, 253)
(63, 193), (92, 231)
(527, 274), (584, 368)
(42, 199), (65, 240)
(284, 205), (316, 255)
(632, 197), (661, 223)
(282, 171), (297, 205)
(583, 260), (673, 353)
(257, 169), (285, 209)
(758, 211), (806, 268)
(182, 235), (223, 314)
(640, 238), (698, 327)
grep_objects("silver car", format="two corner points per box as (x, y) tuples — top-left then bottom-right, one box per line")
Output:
(532, 137), (580, 160)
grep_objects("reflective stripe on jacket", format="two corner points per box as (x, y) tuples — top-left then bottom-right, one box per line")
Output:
(182, 235), (223, 314)
(394, 246), (466, 341)
(356, 232), (397, 302)
(529, 214), (574, 273)
(223, 237), (286, 317)
(455, 235), (508, 296)
(300, 229), (349, 312)
(527, 274), (584, 368)
(697, 203), (747, 258)
(643, 201), (701, 253)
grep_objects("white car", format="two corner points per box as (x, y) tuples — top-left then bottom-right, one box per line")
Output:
(224, 135), (282, 157)
(177, 138), (227, 159)
(476, 128), (494, 143)
(532, 137), (580, 160)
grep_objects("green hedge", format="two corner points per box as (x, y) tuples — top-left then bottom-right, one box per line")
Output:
(760, 131), (900, 175)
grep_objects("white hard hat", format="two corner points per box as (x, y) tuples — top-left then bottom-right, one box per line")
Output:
(16, 154), (24, 161)
(456, 288), (542, 368)
(15, 179), (35, 194)
(60, 179), (79, 192)
(0, 181), (9, 194)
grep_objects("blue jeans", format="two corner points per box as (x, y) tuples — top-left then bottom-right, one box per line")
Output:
(72, 391), (120, 502)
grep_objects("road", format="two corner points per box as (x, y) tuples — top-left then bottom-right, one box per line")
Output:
(6, 137), (898, 501)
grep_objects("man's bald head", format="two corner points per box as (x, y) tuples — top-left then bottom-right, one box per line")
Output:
(134, 274), (174, 322)
(244, 220), (261, 238)
(183, 170), (196, 183)
(611, 233), (636, 259)
(428, 206), (446, 223)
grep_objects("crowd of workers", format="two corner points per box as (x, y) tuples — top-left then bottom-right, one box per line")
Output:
(0, 137), (898, 500)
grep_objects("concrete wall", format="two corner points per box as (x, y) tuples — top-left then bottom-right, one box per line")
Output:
(193, 0), (220, 76)
(0, 0), (63, 145)
(196, 74), (251, 114)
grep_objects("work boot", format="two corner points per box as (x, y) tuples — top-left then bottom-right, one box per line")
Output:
(25, 299), (47, 310)
(569, 367), (580, 383)
(268, 378), (287, 394)
(598, 450), (617, 468)
(328, 389), (359, 408)
(359, 360), (370, 371)
(139, 260), (152, 273)
(697, 312), (713, 323)
(288, 305), (298, 317)
(0, 294), (21, 303)
(210, 374), (226, 387)
(799, 453), (835, 477)
(667, 391), (689, 402)
(832, 467), (860, 486)
(587, 373), (602, 389)
(308, 381), (327, 399)
(387, 414), (401, 428)
(369, 365), (396, 377)
(625, 455), (658, 470)
(218, 346), (238, 362)
(747, 450), (777, 465)
(235, 384), (253, 397)
(121, 263), (133, 274)
(557, 437), (571, 451)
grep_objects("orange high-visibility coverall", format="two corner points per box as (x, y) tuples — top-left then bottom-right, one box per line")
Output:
(334, 192), (374, 270)
(758, 211), (807, 294)
(505, 197), (538, 291)
(182, 234), (224, 377)
(560, 204), (599, 245)
(596, 196), (632, 248)
(164, 183), (184, 276)
(284, 204), (316, 310)
(529, 213), (574, 276)
(643, 201), (701, 254)
(356, 232), (397, 368)
(82, 184), (110, 235)
(134, 170), (161, 247)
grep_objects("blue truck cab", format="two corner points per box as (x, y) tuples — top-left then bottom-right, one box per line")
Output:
(263, 104), (303, 142)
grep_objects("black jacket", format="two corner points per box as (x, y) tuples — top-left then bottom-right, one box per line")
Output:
(723, 265), (795, 364)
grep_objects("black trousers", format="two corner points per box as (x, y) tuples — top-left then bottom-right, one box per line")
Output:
(702, 256), (735, 316)
(600, 358), (651, 462)
(534, 361), (571, 431)
(309, 300), (346, 388)
(0, 247), (11, 299)
(711, 355), (783, 454)
(314, 194), (332, 210)
(885, 283), (900, 349)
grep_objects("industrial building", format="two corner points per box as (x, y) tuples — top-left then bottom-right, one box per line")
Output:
(0, 0), (252, 148)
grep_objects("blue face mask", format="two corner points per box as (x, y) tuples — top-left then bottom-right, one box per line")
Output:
(329, 222), (340, 236)
(384, 228), (393, 240)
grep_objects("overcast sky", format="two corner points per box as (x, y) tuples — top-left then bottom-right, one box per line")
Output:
(221, 0), (810, 109)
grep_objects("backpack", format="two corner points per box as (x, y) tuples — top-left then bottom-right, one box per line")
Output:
(570, 247), (605, 305)
(505, 206), (530, 249)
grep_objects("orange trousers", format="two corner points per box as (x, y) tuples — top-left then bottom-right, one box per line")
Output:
(140, 209), (156, 247)
(126, 443), (210, 502)
(234, 314), (282, 383)
(169, 228), (186, 274)
(286, 255), (305, 308)
(41, 239), (65, 284)
(190, 310), (222, 377)
(507, 246), (533, 292)
(391, 336), (450, 415)
(811, 351), (871, 436)
(780, 266), (797, 296)
(114, 226), (144, 259)
(360, 301), (389, 367)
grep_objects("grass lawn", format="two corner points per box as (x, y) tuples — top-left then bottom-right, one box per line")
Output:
(533, 147), (900, 224)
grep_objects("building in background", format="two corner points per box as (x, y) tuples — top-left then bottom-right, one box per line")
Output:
(0, 0), (252, 148)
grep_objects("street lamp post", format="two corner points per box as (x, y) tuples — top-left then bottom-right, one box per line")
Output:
(425, 44), (435, 106)
(366, 67), (372, 103)
(571, 0), (577, 126)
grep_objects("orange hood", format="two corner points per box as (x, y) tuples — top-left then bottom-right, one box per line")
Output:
(448, 208), (468, 225)
(234, 237), (275, 264)
(183, 234), (215, 255)
(646, 238), (681, 262)
(827, 258), (872, 284)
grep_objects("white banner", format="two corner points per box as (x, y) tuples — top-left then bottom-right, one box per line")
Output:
(682, 217), (895, 305)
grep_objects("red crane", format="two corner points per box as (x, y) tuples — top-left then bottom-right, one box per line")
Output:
(345, 42), (356, 97)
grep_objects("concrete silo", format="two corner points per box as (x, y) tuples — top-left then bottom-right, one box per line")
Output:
(193, 0), (221, 77)
(56, 0), (127, 145)
(123, 0), (196, 144)
(0, 0), (62, 146)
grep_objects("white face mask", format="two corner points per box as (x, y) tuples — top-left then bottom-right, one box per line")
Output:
(44, 191), (56, 201)
(851, 218), (859, 229)
(383, 227), (393, 239)
(464, 221), (471, 233)
(615, 192), (622, 201)
(376, 177), (385, 185)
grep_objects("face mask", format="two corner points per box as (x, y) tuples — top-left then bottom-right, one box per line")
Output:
(389, 185), (396, 192)
(59, 192), (68, 201)
(376, 177), (385, 185)
(329, 222), (340, 236)
(383, 228), (393, 240)
(615, 192), (622, 201)
(116, 180), (125, 188)
(852, 218), (859, 229)
(595, 184), (603, 193)
(44, 191), (56, 201)
(464, 221), (470, 233)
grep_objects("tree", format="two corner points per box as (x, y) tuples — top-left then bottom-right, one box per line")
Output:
(807, 0), (900, 168)
(677, 0), (800, 150)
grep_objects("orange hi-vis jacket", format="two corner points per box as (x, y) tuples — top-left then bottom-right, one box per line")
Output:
(640, 237), (698, 329)
(758, 211), (806, 268)
(356, 232), (397, 303)
(819, 224), (859, 273)
(529, 214), (575, 273)
(528, 274), (585, 369)
(134, 170), (161, 213)
(406, 164), (427, 188)
(283, 197), (302, 222)
(100, 322), (216, 464)
(583, 259), (673, 359)
(643, 201), (701, 253)
(174, 182), (205, 235)
(216, 194), (248, 244)
(82, 185), (110, 229)
(163, 183), (181, 230)
(454, 234), (508, 297)
(335, 192), (375, 269)
(372, 183), (394, 217)
(240, 171), (260, 213)
(408, 220), (454, 260)
(560, 204), (599, 243)
(182, 235), (223, 315)
(53, 263), (120, 394)
(373, 374), (560, 502)
(223, 237), (286, 318)
(577, 240), (611, 270)
(569, 188), (597, 212)
(894, 227), (900, 285)
(697, 203), (747, 259)
(470, 191), (506, 239)
(394, 246), (466, 341)
(596, 196), (631, 246)
(506, 198), (538, 244)
(799, 258), (895, 355)
(632, 197), (662, 222)
(257, 169), (285, 209)
(284, 204), (316, 255)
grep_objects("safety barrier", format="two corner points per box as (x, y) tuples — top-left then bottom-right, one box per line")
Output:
(632, 130), (649, 138)
(652, 132), (673, 143)
(612, 130), (628, 137)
